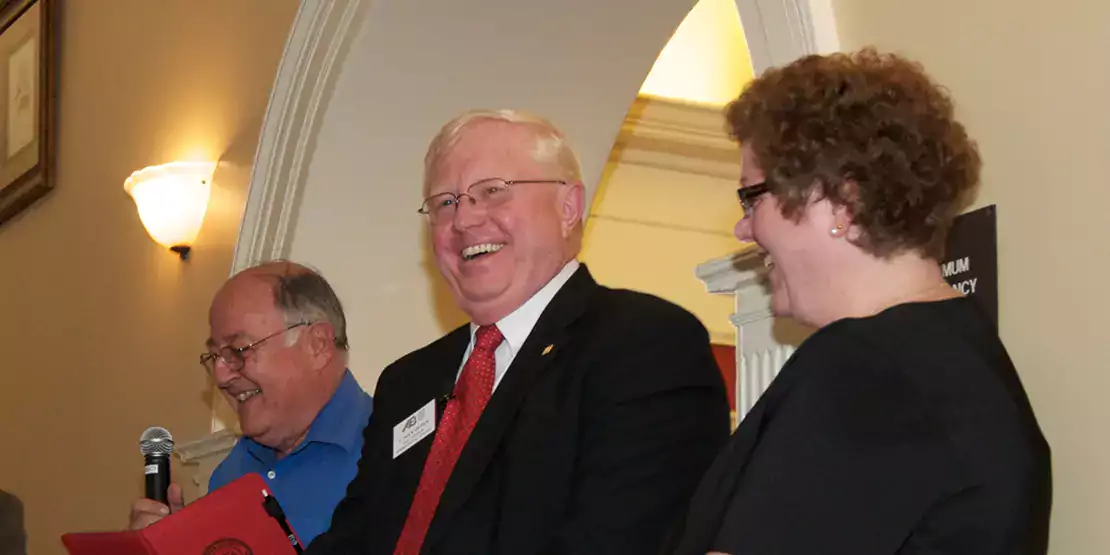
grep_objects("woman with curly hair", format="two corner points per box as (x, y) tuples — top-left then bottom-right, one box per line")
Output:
(663, 49), (1052, 555)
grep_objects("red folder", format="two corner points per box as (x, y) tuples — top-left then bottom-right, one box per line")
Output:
(61, 473), (301, 555)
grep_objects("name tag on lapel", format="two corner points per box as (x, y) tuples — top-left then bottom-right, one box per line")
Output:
(393, 399), (436, 459)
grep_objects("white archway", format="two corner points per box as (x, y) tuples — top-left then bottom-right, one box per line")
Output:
(231, 0), (837, 272)
(179, 0), (840, 465)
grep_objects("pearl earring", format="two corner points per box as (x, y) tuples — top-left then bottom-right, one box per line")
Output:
(831, 224), (843, 236)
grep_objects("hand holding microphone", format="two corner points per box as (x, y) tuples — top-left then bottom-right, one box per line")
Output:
(129, 427), (186, 530)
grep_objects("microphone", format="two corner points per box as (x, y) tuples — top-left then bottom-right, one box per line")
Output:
(139, 426), (174, 504)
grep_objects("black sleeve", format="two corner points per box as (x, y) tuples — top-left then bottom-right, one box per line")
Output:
(544, 303), (732, 554)
(304, 367), (395, 553)
(713, 332), (960, 555)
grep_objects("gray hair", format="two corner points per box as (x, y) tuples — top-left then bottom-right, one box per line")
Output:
(423, 108), (583, 196)
(266, 261), (350, 350)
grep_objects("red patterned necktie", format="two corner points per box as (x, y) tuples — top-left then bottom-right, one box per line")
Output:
(394, 324), (504, 554)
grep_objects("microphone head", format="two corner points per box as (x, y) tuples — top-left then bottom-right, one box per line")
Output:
(139, 426), (175, 457)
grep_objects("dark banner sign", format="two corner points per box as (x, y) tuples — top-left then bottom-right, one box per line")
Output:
(942, 204), (998, 326)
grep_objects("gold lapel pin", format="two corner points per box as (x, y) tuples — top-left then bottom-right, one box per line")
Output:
(542, 344), (554, 356)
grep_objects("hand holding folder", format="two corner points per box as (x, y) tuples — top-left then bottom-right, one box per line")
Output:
(62, 473), (303, 555)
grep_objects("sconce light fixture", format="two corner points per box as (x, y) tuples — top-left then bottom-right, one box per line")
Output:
(124, 161), (216, 261)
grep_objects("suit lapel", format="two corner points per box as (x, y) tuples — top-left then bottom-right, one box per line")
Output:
(423, 266), (596, 550)
(390, 326), (471, 516)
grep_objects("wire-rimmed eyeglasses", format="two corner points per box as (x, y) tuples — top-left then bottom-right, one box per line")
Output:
(199, 321), (310, 375)
(418, 177), (567, 223)
(737, 181), (770, 215)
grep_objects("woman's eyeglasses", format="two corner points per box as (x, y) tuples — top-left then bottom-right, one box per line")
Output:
(737, 182), (770, 214)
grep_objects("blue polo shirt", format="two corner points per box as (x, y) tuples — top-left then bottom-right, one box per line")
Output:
(208, 370), (372, 547)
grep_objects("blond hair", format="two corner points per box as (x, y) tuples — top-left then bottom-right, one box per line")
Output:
(423, 109), (583, 195)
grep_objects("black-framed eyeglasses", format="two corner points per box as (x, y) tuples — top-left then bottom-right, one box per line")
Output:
(199, 321), (311, 375)
(737, 182), (770, 215)
(418, 177), (567, 223)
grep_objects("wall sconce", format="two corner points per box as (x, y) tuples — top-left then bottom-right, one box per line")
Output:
(124, 161), (216, 261)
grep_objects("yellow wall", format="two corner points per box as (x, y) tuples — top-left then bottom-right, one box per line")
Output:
(831, 1), (1110, 552)
(0, 2), (297, 553)
(639, 0), (754, 106)
(582, 145), (743, 345)
(585, 0), (753, 344)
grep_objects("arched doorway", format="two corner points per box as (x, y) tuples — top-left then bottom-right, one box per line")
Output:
(183, 0), (839, 480)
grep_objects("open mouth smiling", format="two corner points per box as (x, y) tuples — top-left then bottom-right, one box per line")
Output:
(461, 243), (504, 261)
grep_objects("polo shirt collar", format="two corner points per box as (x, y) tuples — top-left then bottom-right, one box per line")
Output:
(243, 369), (366, 462)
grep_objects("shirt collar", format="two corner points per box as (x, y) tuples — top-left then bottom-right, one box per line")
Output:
(303, 369), (369, 453)
(470, 259), (580, 357)
(243, 369), (368, 461)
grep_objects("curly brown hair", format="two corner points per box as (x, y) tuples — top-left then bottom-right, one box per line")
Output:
(726, 47), (981, 259)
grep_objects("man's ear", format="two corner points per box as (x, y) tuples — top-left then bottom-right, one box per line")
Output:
(304, 322), (337, 368)
(559, 182), (586, 238)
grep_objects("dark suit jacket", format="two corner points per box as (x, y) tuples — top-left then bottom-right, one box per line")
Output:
(308, 264), (731, 554)
(0, 490), (26, 555)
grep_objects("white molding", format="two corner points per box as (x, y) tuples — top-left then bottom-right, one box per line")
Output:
(695, 246), (765, 294)
(230, 0), (366, 274)
(735, 0), (827, 74)
(805, 0), (842, 54)
(615, 0), (844, 177)
(175, 429), (240, 464)
(611, 96), (739, 179)
(732, 308), (772, 327)
(214, 0), (366, 434)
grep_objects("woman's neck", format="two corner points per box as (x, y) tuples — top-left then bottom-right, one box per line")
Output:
(807, 250), (958, 328)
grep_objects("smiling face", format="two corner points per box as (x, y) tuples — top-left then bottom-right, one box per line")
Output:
(426, 119), (584, 325)
(206, 273), (325, 454)
(733, 144), (842, 324)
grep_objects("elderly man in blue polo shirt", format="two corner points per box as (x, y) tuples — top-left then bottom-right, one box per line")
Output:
(129, 260), (372, 547)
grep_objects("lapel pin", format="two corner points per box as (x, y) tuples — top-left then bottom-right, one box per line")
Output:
(542, 344), (554, 356)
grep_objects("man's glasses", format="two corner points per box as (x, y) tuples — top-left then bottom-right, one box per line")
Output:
(418, 177), (566, 223)
(737, 182), (770, 215)
(199, 322), (310, 375)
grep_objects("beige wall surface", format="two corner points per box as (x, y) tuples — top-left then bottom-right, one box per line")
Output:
(0, 1), (297, 553)
(832, 1), (1110, 552)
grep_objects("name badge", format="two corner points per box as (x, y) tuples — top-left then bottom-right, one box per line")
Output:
(393, 399), (436, 459)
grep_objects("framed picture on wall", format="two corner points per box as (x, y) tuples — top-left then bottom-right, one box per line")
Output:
(0, 0), (54, 227)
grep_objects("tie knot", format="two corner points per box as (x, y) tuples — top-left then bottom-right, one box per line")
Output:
(474, 324), (503, 352)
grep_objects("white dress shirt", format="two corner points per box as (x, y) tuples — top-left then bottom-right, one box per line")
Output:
(456, 259), (580, 392)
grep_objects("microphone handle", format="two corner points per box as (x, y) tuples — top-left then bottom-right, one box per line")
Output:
(144, 454), (171, 504)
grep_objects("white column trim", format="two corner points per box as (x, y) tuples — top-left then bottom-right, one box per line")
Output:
(805, 0), (842, 54)
(209, 0), (367, 436)
(695, 247), (764, 293)
(695, 248), (769, 327)
(732, 308), (771, 327)
(735, 0), (839, 74)
(176, 429), (240, 464)
(697, 248), (768, 426)
(230, 0), (366, 274)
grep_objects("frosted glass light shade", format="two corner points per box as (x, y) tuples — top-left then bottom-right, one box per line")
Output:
(124, 161), (216, 258)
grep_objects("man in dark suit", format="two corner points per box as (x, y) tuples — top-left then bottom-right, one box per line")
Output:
(306, 109), (730, 555)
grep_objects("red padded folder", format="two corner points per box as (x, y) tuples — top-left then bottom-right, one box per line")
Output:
(61, 473), (301, 555)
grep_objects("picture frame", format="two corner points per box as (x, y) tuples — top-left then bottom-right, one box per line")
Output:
(0, 0), (54, 227)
